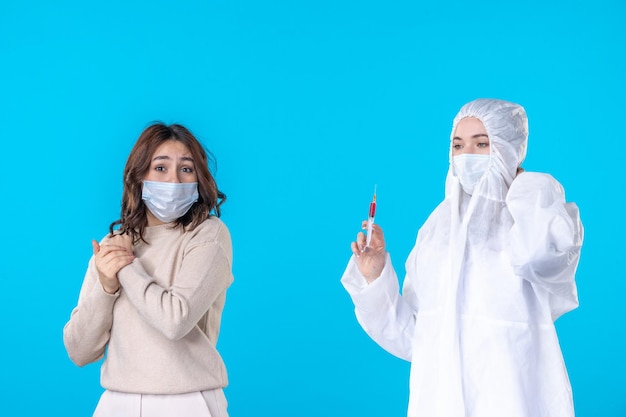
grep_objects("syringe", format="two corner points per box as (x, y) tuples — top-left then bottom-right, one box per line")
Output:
(365, 185), (377, 248)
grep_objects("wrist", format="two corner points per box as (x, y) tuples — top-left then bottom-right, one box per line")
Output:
(102, 283), (120, 295)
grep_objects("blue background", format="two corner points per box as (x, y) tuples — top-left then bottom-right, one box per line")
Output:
(1, 0), (624, 415)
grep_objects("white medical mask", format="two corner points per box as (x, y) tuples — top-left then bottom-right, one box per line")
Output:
(453, 154), (490, 195)
(142, 180), (199, 223)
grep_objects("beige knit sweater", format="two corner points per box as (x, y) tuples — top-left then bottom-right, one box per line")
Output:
(63, 217), (233, 394)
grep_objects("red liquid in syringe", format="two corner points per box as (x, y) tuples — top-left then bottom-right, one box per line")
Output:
(369, 198), (376, 218)
(365, 185), (377, 248)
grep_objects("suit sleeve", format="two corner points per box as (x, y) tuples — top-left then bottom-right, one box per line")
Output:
(341, 253), (417, 361)
(506, 172), (583, 319)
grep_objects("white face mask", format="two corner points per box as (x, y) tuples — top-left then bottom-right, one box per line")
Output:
(453, 154), (490, 195)
(142, 180), (199, 223)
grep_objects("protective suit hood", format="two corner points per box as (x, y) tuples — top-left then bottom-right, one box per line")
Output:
(446, 99), (528, 201)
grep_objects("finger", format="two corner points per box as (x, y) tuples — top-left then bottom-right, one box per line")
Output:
(96, 251), (134, 275)
(111, 235), (133, 253)
(366, 227), (385, 252)
(110, 256), (135, 271)
(105, 251), (135, 265)
(108, 236), (124, 249)
(100, 254), (135, 277)
(111, 234), (130, 244)
(355, 231), (366, 252)
(350, 241), (361, 257)
(99, 245), (130, 256)
(92, 240), (101, 255)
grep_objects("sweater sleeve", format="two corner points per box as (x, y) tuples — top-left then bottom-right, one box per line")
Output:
(116, 225), (233, 341)
(63, 256), (119, 367)
(506, 172), (583, 320)
(341, 253), (416, 361)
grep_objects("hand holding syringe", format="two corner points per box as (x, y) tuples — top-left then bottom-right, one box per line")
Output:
(353, 185), (386, 282)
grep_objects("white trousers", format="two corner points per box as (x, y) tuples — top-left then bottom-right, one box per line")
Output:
(92, 388), (228, 417)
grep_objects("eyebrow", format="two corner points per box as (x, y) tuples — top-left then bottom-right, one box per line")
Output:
(453, 134), (489, 141)
(152, 155), (195, 162)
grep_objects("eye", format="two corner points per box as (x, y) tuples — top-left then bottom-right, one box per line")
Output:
(452, 144), (462, 150)
(154, 165), (166, 172)
(181, 166), (194, 173)
(477, 142), (489, 148)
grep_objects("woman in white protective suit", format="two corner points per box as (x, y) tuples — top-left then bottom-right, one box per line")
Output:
(341, 98), (583, 417)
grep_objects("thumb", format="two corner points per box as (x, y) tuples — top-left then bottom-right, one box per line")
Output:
(91, 240), (101, 255)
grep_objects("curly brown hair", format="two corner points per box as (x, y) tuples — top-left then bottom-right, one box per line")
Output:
(109, 122), (226, 243)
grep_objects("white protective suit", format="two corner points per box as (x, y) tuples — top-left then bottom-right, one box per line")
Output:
(341, 99), (583, 417)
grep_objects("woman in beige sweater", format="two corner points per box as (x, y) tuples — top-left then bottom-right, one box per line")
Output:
(63, 123), (233, 417)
